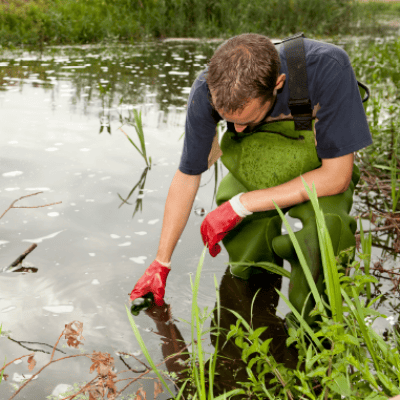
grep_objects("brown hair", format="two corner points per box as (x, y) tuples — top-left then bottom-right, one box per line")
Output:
(206, 33), (281, 115)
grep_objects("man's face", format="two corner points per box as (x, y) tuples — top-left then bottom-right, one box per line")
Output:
(217, 95), (277, 133)
(211, 73), (285, 133)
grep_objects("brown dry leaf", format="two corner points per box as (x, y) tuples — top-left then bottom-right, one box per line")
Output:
(106, 373), (117, 399)
(27, 355), (36, 371)
(136, 387), (147, 400)
(88, 383), (105, 400)
(89, 351), (115, 376)
(355, 234), (361, 253)
(154, 380), (163, 399)
(64, 321), (85, 349)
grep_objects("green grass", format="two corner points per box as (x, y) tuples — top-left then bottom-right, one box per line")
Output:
(348, 35), (400, 214)
(0, 0), (399, 47)
(126, 176), (400, 399)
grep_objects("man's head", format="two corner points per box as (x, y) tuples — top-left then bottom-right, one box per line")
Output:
(206, 33), (285, 132)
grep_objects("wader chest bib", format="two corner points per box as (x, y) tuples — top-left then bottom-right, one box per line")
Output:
(215, 32), (369, 323)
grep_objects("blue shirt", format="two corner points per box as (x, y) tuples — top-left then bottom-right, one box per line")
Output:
(179, 38), (373, 175)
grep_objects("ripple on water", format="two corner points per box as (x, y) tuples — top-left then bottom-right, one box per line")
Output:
(42, 305), (74, 313)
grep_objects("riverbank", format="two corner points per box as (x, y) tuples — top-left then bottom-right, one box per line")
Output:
(0, 0), (399, 48)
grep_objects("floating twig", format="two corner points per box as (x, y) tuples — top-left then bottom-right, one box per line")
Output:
(4, 243), (38, 272)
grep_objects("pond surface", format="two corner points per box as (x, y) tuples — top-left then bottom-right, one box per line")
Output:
(0, 34), (399, 399)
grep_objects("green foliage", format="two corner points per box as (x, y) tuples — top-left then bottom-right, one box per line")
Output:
(223, 180), (400, 399)
(126, 245), (246, 399)
(0, 0), (397, 47)
(126, 174), (400, 399)
(349, 36), (400, 213)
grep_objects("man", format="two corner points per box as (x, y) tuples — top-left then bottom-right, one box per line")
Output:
(129, 33), (373, 307)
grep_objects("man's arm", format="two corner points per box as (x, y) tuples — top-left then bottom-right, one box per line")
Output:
(240, 153), (354, 213)
(156, 169), (201, 264)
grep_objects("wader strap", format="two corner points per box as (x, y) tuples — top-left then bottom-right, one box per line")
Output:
(283, 32), (313, 131)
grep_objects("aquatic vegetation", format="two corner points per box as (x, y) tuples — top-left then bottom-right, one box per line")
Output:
(126, 245), (245, 400)
(127, 177), (400, 399)
(119, 110), (152, 168)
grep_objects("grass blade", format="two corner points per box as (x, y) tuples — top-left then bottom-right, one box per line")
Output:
(132, 109), (148, 165)
(298, 177), (343, 326)
(276, 289), (325, 352)
(125, 305), (176, 398)
(272, 196), (325, 317)
(191, 245), (208, 400)
(341, 288), (381, 378)
(228, 261), (290, 278)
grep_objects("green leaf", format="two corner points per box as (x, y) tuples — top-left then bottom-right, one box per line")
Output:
(377, 371), (400, 394)
(328, 374), (352, 397)
(260, 338), (273, 354)
(248, 326), (268, 341)
(276, 289), (325, 352)
(338, 333), (360, 347)
(306, 365), (328, 378)
(272, 195), (325, 316)
(228, 261), (291, 278)
(305, 352), (323, 371)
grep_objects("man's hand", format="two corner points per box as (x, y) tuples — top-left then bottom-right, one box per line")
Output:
(200, 201), (243, 257)
(130, 260), (171, 306)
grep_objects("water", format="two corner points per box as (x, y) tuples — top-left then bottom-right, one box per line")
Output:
(0, 36), (399, 399)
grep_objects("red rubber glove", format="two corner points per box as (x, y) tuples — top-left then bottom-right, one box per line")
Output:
(200, 201), (243, 257)
(129, 260), (170, 306)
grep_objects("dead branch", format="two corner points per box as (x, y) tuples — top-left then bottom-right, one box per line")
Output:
(0, 353), (35, 376)
(4, 244), (38, 272)
(0, 192), (62, 220)
(7, 354), (91, 400)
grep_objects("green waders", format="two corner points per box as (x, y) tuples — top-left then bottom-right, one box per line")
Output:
(215, 119), (360, 324)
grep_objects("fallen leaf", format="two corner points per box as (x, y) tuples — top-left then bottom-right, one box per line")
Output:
(27, 355), (36, 371)
(136, 387), (147, 400)
(154, 380), (163, 399)
(89, 351), (115, 376)
(64, 321), (85, 349)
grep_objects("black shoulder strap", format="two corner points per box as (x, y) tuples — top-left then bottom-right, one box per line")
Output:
(282, 32), (313, 131)
(274, 33), (371, 131)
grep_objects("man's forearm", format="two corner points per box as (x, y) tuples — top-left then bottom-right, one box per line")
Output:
(156, 169), (201, 264)
(240, 167), (347, 213)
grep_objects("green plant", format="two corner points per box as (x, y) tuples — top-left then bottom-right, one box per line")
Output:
(125, 174), (400, 399)
(126, 245), (246, 399)
(119, 109), (152, 168)
(223, 177), (400, 399)
(372, 126), (400, 213)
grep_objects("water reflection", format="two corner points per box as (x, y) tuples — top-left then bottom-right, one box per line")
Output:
(117, 165), (152, 218)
